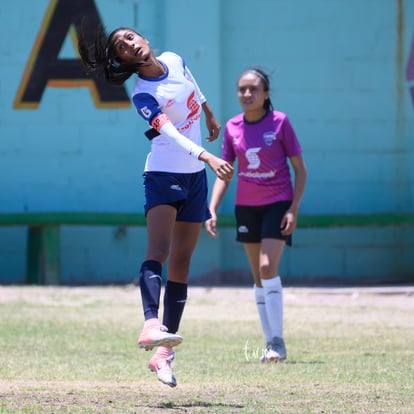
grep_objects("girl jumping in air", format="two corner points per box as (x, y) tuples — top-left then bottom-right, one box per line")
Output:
(78, 26), (233, 387)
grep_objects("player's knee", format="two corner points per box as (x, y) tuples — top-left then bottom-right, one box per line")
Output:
(259, 263), (277, 279)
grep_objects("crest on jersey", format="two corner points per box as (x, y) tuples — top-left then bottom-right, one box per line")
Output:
(263, 131), (276, 146)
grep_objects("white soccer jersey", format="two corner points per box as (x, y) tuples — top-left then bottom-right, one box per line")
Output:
(132, 52), (207, 173)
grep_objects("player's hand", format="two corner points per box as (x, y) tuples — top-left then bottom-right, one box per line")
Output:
(281, 211), (297, 236)
(213, 158), (233, 181)
(205, 116), (221, 142)
(199, 152), (234, 181)
(205, 213), (219, 237)
(202, 103), (221, 142)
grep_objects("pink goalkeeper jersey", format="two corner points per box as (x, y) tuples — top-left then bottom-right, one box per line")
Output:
(222, 110), (302, 206)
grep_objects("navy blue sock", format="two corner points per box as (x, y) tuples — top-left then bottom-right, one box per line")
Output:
(139, 260), (162, 320)
(162, 280), (188, 334)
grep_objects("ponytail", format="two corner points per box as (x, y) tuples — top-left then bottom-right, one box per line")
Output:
(77, 24), (143, 86)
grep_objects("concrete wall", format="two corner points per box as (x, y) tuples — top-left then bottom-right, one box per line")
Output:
(1, 0), (413, 285)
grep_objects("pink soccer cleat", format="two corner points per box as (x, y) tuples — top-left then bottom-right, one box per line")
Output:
(148, 346), (177, 387)
(137, 318), (183, 351)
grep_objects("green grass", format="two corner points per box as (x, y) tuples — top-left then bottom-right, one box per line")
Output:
(0, 286), (413, 413)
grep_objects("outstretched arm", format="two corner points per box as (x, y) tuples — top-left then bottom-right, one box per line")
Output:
(155, 117), (233, 181)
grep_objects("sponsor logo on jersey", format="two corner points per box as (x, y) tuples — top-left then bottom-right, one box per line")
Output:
(239, 170), (277, 178)
(187, 91), (200, 119)
(177, 113), (201, 132)
(175, 91), (201, 132)
(246, 147), (261, 169)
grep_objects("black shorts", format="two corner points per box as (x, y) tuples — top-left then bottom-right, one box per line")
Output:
(235, 201), (292, 245)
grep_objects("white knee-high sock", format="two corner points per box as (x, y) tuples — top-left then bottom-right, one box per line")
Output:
(254, 284), (272, 344)
(261, 276), (284, 339)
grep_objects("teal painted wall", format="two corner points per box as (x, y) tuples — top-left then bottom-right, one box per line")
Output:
(1, 0), (413, 285)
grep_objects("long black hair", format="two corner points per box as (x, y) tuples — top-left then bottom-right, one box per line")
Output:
(240, 67), (274, 111)
(77, 24), (145, 86)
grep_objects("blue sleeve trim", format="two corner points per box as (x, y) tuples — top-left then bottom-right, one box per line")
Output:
(132, 93), (162, 124)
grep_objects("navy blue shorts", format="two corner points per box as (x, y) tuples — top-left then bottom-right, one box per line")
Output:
(235, 201), (292, 245)
(143, 170), (212, 222)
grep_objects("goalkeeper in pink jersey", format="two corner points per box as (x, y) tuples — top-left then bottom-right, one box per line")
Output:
(78, 26), (233, 387)
(205, 67), (307, 362)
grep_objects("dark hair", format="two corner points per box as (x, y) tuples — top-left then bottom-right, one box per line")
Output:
(240, 67), (274, 111)
(77, 24), (145, 86)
